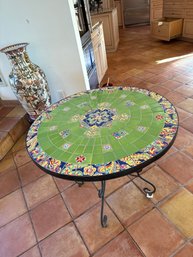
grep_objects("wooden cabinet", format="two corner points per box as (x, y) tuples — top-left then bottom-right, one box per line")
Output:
(183, 19), (193, 39)
(184, 9), (193, 19)
(186, 0), (193, 8)
(150, 0), (163, 21)
(163, 0), (193, 40)
(163, 0), (184, 18)
(102, 0), (124, 27)
(164, 0), (193, 14)
(151, 18), (183, 41)
(164, 9), (184, 19)
(153, 0), (193, 40)
(91, 22), (108, 83)
(113, 0), (124, 27)
(91, 8), (119, 52)
(102, 0), (113, 9)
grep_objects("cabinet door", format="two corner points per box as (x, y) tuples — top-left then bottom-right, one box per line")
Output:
(99, 36), (108, 78)
(183, 19), (193, 39)
(94, 39), (108, 83)
(151, 7), (163, 20)
(150, 0), (163, 21)
(151, 20), (170, 40)
(93, 43), (103, 83)
(92, 31), (108, 83)
(91, 8), (119, 52)
(91, 15), (113, 48)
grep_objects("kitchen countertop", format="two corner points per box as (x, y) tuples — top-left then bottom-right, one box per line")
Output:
(90, 7), (115, 16)
(92, 21), (102, 31)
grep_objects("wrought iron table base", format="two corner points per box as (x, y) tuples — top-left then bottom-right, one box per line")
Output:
(98, 180), (108, 227)
(75, 170), (156, 228)
(130, 170), (156, 198)
(75, 181), (84, 187)
(76, 180), (107, 227)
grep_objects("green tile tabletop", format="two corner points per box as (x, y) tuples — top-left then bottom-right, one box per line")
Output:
(26, 87), (178, 182)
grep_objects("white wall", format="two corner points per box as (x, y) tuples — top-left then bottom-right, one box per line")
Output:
(0, 0), (89, 102)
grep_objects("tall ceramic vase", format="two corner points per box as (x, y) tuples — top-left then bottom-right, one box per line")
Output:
(0, 43), (51, 120)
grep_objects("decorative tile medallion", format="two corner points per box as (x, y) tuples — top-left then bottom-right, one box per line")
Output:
(98, 102), (111, 109)
(113, 130), (128, 139)
(63, 107), (70, 112)
(126, 100), (135, 107)
(83, 166), (96, 176)
(156, 114), (164, 120)
(59, 129), (70, 139)
(103, 144), (112, 151)
(71, 115), (81, 122)
(90, 95), (97, 100)
(84, 127), (100, 137)
(76, 155), (86, 163)
(117, 114), (130, 121)
(77, 102), (88, 108)
(49, 126), (57, 131)
(137, 126), (147, 133)
(120, 94), (127, 99)
(140, 104), (149, 109)
(63, 143), (71, 150)
(82, 108), (116, 128)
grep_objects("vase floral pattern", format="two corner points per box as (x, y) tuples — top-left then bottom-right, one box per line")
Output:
(0, 43), (51, 120)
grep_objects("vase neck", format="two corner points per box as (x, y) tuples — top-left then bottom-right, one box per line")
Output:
(7, 47), (32, 69)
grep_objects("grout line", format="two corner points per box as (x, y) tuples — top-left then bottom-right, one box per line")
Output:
(105, 180), (154, 228)
(0, 169), (21, 200)
(53, 178), (92, 256)
(59, 182), (101, 219)
(126, 230), (148, 257)
(156, 206), (188, 242)
(89, 230), (126, 257)
(16, 245), (40, 257)
(13, 155), (43, 257)
(21, 176), (59, 210)
(169, 240), (193, 257)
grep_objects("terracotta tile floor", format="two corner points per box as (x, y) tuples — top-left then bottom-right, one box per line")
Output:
(1, 26), (193, 256)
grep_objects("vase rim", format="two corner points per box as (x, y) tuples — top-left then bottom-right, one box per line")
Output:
(0, 43), (29, 53)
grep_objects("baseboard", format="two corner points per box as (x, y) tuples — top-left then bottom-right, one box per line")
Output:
(179, 37), (193, 43)
(1, 100), (20, 106)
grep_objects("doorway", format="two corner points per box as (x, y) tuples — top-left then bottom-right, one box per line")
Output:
(123, 0), (150, 26)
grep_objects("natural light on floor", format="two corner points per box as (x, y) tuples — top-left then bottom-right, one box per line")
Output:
(156, 53), (193, 64)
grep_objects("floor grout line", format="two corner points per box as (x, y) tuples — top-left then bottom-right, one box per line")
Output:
(13, 155), (43, 257)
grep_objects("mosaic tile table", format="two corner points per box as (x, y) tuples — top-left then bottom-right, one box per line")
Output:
(26, 87), (178, 227)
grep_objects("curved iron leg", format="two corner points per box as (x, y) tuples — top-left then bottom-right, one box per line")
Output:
(98, 181), (107, 227)
(75, 181), (84, 187)
(137, 172), (156, 198)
